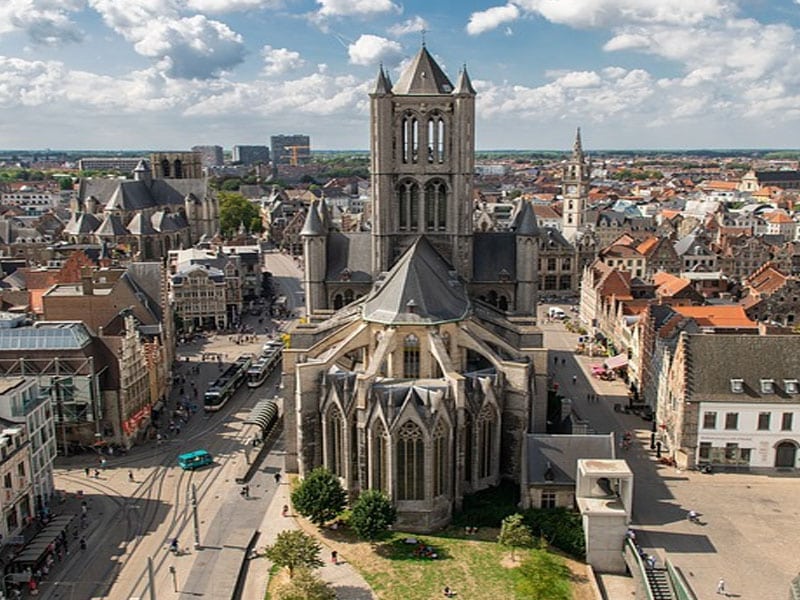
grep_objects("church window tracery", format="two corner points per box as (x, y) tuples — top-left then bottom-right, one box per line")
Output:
(372, 421), (389, 492)
(433, 420), (448, 497)
(396, 421), (425, 500)
(477, 405), (496, 479)
(403, 334), (420, 379)
(397, 180), (420, 231)
(326, 406), (345, 476)
(424, 179), (447, 231)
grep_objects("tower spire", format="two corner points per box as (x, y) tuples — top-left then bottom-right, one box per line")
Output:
(573, 127), (583, 158)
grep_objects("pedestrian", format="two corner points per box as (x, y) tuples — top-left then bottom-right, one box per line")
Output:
(94, 469), (100, 478)
(282, 504), (289, 517)
(572, 375), (577, 384)
(84, 467), (90, 477)
(274, 472), (281, 485)
(331, 550), (338, 564)
(716, 578), (726, 595)
(128, 470), (134, 483)
(553, 356), (558, 366)
(100, 458), (107, 469)
(562, 358), (566, 365)
(80, 538), (87, 551)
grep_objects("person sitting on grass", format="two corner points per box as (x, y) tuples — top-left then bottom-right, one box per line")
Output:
(443, 586), (456, 597)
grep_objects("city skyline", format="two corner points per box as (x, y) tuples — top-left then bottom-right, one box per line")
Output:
(1, 0), (800, 151)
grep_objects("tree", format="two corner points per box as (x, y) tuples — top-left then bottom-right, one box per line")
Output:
(291, 467), (347, 526)
(498, 513), (534, 560)
(274, 567), (336, 600)
(349, 489), (396, 542)
(264, 530), (323, 578)
(218, 191), (262, 237)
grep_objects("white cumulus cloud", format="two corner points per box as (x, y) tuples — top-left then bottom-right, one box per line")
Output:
(513, 0), (730, 28)
(185, 0), (282, 12)
(316, 0), (399, 18)
(89, 0), (245, 79)
(387, 16), (428, 37)
(347, 34), (403, 67)
(466, 4), (520, 36)
(0, 0), (84, 45)
(262, 45), (305, 76)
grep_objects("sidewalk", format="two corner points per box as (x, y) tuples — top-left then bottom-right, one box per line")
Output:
(241, 451), (376, 600)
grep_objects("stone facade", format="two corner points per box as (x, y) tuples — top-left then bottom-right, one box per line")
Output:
(286, 47), (548, 532)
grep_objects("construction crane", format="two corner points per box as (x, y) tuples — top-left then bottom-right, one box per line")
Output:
(284, 145), (310, 167)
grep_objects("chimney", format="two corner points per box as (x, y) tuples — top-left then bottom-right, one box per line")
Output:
(81, 267), (94, 295)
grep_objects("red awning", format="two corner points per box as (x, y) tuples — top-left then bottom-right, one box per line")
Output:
(604, 354), (628, 370)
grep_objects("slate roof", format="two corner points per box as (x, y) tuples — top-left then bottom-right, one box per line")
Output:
(300, 201), (325, 236)
(126, 262), (164, 321)
(94, 213), (128, 237)
(79, 178), (206, 213)
(126, 212), (158, 236)
(64, 212), (101, 236)
(325, 232), (372, 282)
(682, 333), (800, 402)
(362, 236), (470, 325)
(526, 434), (615, 485)
(392, 46), (454, 95)
(472, 233), (515, 282)
(509, 201), (539, 235)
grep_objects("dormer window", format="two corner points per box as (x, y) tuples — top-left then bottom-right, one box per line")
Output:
(730, 378), (744, 394)
(760, 379), (774, 394)
(784, 379), (799, 395)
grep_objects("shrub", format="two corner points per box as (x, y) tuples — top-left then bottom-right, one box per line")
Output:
(497, 513), (534, 560)
(273, 567), (335, 600)
(350, 490), (396, 542)
(291, 467), (347, 526)
(523, 508), (585, 559)
(453, 480), (519, 527)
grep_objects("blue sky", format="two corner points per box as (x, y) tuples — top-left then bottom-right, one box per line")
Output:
(1, 0), (800, 151)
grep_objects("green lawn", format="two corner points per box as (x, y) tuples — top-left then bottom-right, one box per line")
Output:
(325, 527), (576, 600)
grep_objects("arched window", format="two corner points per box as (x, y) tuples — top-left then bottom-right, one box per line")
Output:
(432, 420), (448, 497)
(424, 180), (447, 231)
(402, 114), (410, 163)
(411, 117), (419, 163)
(326, 406), (345, 476)
(477, 405), (496, 479)
(403, 334), (420, 379)
(160, 159), (171, 177)
(487, 290), (498, 307)
(498, 296), (508, 311)
(396, 421), (424, 500)
(174, 159), (183, 179)
(397, 180), (420, 231)
(333, 294), (343, 309)
(372, 421), (389, 491)
(426, 114), (446, 164)
(344, 289), (354, 304)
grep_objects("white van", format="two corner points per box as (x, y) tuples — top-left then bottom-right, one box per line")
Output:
(548, 307), (567, 319)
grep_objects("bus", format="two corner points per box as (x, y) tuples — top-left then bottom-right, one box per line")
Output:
(204, 355), (252, 412)
(246, 342), (283, 388)
(177, 449), (213, 470)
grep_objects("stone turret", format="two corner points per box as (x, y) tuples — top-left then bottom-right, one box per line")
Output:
(512, 200), (539, 314)
(300, 200), (328, 314)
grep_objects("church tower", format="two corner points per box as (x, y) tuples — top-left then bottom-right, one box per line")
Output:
(370, 46), (476, 279)
(561, 128), (591, 243)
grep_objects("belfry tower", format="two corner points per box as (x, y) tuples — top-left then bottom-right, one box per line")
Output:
(561, 127), (591, 243)
(369, 46), (476, 279)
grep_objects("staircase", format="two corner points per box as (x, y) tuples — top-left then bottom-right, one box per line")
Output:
(645, 566), (674, 600)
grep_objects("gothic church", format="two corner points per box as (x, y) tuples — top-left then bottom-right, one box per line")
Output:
(283, 46), (548, 531)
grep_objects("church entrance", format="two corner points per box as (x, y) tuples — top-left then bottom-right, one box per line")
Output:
(774, 441), (798, 468)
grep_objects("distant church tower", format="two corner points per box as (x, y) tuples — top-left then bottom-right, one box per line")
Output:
(370, 46), (476, 279)
(561, 128), (590, 243)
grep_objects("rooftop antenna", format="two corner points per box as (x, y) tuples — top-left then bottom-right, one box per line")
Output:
(421, 28), (426, 47)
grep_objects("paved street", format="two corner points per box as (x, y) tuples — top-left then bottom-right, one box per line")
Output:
(541, 303), (800, 600)
(33, 249), (373, 600)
